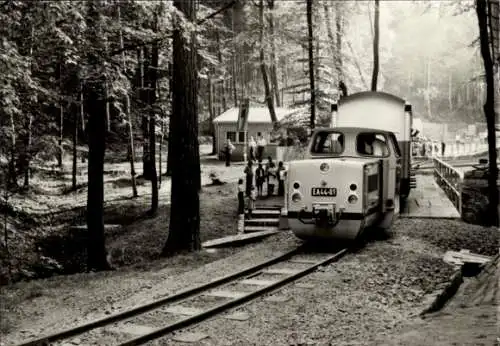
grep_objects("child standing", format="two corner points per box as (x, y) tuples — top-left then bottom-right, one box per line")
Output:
(255, 162), (265, 197)
(277, 161), (286, 196)
(247, 186), (256, 219)
(237, 178), (245, 215)
(243, 161), (254, 196)
(267, 162), (277, 197)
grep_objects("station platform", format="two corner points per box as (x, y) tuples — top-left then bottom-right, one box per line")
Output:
(252, 175), (460, 219)
(402, 174), (460, 218)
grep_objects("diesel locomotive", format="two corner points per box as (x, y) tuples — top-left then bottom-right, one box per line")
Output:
(284, 91), (414, 241)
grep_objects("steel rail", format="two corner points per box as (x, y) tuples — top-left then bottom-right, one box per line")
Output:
(17, 247), (304, 346)
(117, 248), (349, 346)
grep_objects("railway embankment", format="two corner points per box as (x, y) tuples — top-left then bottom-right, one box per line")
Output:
(1, 217), (496, 346)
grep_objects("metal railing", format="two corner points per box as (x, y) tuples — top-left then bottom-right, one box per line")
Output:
(433, 157), (464, 215)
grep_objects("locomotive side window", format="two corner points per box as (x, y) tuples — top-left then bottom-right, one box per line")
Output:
(356, 133), (389, 157)
(311, 131), (344, 154)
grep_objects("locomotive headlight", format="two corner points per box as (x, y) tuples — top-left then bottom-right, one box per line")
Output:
(349, 183), (357, 191)
(320, 163), (330, 172)
(348, 194), (358, 204)
(293, 182), (300, 189)
(291, 192), (302, 203)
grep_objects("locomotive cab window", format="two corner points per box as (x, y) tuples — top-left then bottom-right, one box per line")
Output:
(311, 131), (344, 155)
(356, 132), (389, 157)
(389, 133), (401, 157)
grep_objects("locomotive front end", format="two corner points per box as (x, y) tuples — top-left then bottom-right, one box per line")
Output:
(285, 157), (381, 241)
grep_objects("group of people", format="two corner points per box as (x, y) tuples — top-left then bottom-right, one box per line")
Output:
(223, 132), (268, 167)
(413, 139), (446, 158)
(237, 157), (287, 218)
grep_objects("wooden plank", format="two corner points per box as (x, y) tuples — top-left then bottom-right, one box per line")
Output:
(202, 230), (278, 248)
(163, 306), (205, 316)
(244, 226), (279, 233)
(240, 278), (277, 286)
(204, 290), (247, 299)
(443, 250), (493, 266)
(262, 268), (300, 275)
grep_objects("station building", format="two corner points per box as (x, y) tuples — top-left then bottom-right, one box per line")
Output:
(212, 106), (296, 161)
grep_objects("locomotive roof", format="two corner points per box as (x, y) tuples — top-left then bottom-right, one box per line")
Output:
(313, 127), (395, 135)
(338, 91), (406, 105)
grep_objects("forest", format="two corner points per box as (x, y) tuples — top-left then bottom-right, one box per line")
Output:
(0, 0), (498, 283)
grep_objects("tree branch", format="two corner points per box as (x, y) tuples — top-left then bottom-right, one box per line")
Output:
(109, 1), (237, 57)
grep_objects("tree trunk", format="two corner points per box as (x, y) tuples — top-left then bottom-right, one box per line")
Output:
(23, 115), (32, 187)
(72, 104), (78, 190)
(306, 0), (315, 129)
(118, 3), (137, 197)
(148, 16), (160, 216)
(85, 0), (110, 271)
(166, 62), (173, 177)
(476, 0), (499, 227)
(140, 47), (152, 180)
(208, 77), (217, 154)
(8, 113), (17, 188)
(216, 31), (227, 111)
(323, 3), (337, 79)
(24, 25), (35, 188)
(259, 0), (277, 126)
(159, 120), (163, 187)
(80, 82), (85, 135)
(231, 8), (238, 108)
(371, 0), (380, 91)
(335, 2), (344, 82)
(58, 63), (64, 168)
(162, 0), (201, 255)
(346, 39), (368, 89)
(267, 0), (281, 107)
(106, 83), (111, 133)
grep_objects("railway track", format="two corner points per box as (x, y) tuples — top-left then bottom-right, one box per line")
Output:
(18, 246), (348, 346)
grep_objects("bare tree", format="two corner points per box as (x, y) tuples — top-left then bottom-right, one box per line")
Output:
(371, 0), (380, 91)
(335, 1), (343, 82)
(148, 10), (160, 216)
(85, 0), (111, 271)
(306, 0), (315, 128)
(162, 0), (201, 255)
(267, 0), (281, 107)
(476, 0), (499, 226)
(118, 2), (138, 197)
(259, 0), (278, 125)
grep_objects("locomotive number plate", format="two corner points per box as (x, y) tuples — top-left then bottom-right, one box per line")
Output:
(311, 187), (337, 197)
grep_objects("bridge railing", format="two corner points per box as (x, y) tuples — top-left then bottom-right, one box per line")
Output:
(433, 157), (464, 214)
(413, 141), (492, 159)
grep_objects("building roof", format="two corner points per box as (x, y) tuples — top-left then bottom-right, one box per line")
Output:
(213, 106), (296, 124)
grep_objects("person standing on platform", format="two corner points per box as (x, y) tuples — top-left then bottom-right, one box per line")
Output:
(237, 178), (245, 215)
(224, 139), (235, 166)
(267, 161), (277, 197)
(255, 161), (265, 197)
(277, 161), (286, 196)
(249, 136), (257, 162)
(256, 132), (267, 162)
(441, 141), (446, 157)
(244, 160), (254, 196)
(247, 186), (256, 219)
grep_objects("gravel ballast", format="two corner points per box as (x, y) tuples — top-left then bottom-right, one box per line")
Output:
(1, 232), (301, 345)
(146, 218), (497, 346)
(2, 218), (497, 345)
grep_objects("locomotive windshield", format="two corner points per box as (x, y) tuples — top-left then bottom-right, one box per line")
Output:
(356, 132), (390, 157)
(311, 131), (344, 155)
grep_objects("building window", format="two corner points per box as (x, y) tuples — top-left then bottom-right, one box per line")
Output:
(226, 131), (236, 142)
(238, 131), (246, 143)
